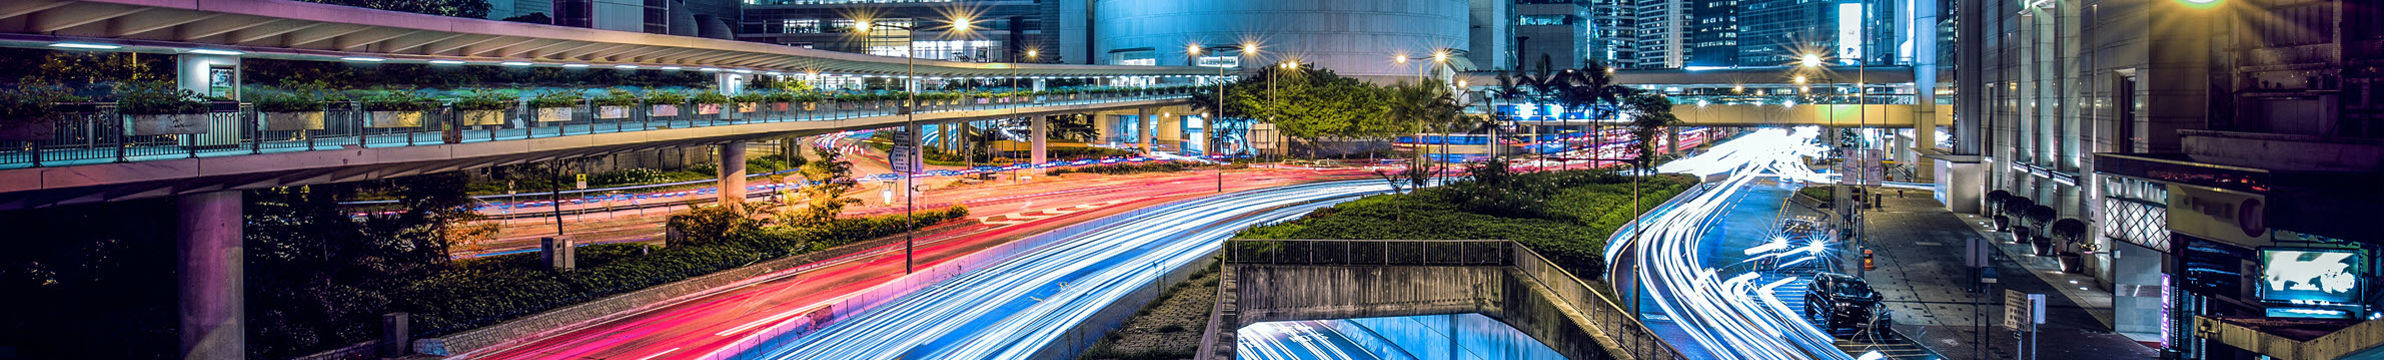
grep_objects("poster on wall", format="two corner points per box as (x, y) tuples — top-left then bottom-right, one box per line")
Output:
(2165, 184), (2270, 246)
(208, 66), (237, 100)
(2257, 247), (2368, 307)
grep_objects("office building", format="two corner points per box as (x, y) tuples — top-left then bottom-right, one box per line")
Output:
(1087, 0), (1471, 79)
(738, 0), (1048, 63)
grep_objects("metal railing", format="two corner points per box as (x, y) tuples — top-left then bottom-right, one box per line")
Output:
(1218, 239), (1688, 360)
(0, 91), (1189, 170)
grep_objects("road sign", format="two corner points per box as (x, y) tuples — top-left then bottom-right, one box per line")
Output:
(2003, 290), (2047, 331)
(574, 174), (587, 190)
(1839, 149), (1863, 186)
(889, 128), (922, 174)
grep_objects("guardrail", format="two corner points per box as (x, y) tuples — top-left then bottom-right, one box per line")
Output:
(0, 91), (1189, 170)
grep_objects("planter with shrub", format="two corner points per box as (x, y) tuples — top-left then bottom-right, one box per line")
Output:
(644, 90), (687, 117)
(592, 89), (637, 119)
(531, 91), (581, 122)
(1, 85), (86, 140)
(455, 90), (513, 126)
(693, 92), (729, 115)
(116, 81), (213, 135)
(361, 91), (433, 128)
(253, 90), (327, 131)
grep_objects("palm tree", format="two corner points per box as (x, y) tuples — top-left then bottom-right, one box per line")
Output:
(1557, 59), (1629, 170)
(1489, 71), (1529, 162)
(1518, 56), (1571, 171)
(1624, 92), (1683, 175)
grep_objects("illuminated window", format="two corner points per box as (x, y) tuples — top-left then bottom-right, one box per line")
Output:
(1516, 15), (1569, 26)
(781, 19), (820, 33)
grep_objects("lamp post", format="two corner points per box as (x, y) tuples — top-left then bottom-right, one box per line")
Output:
(1397, 48), (1460, 172)
(1188, 42), (1259, 192)
(854, 15), (974, 275)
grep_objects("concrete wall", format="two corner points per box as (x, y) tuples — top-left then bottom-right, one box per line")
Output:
(1213, 265), (1624, 360)
(1023, 251), (1221, 360)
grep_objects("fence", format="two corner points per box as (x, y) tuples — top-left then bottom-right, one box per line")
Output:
(0, 91), (1188, 170)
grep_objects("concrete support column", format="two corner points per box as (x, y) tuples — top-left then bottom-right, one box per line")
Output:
(1097, 113), (1122, 145)
(718, 142), (746, 212)
(716, 73), (749, 95)
(1195, 114), (1213, 157)
(1136, 110), (1154, 154)
(178, 190), (243, 360)
(176, 54), (242, 100)
(1031, 115), (1049, 165)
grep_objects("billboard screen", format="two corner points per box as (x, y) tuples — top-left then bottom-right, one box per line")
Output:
(2257, 248), (2368, 306)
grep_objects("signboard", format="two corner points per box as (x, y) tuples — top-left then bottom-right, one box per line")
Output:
(1863, 149), (1884, 186)
(207, 66), (238, 100)
(888, 127), (921, 174)
(1197, 56), (1240, 68)
(574, 174), (587, 190)
(2257, 247), (2367, 307)
(1840, 149), (1863, 185)
(2003, 290), (2046, 331)
(2165, 184), (2269, 246)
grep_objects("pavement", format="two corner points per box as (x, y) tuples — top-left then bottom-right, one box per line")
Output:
(1853, 188), (2160, 360)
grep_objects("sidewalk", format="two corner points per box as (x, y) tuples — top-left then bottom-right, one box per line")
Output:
(1857, 188), (2159, 360)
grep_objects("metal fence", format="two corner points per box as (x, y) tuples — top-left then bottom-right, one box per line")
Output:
(0, 91), (1187, 170)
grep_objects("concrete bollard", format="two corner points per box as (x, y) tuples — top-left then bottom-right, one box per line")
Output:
(380, 312), (409, 358)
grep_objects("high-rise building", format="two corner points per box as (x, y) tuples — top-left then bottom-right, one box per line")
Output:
(1513, 0), (1594, 69)
(1632, 0), (1685, 69)
(1086, 0), (1471, 80)
(1684, 0), (1737, 67)
(737, 0), (1048, 63)
(1950, 1), (2381, 358)
(1590, 0), (1640, 70)
(555, 0), (738, 38)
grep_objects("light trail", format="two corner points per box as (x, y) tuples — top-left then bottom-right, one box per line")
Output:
(737, 180), (1394, 360)
(1612, 128), (1856, 360)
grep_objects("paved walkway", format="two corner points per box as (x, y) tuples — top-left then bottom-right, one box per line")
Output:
(1857, 188), (2159, 360)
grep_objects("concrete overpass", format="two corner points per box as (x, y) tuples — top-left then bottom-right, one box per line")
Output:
(1198, 239), (1689, 360)
(1671, 103), (1955, 128)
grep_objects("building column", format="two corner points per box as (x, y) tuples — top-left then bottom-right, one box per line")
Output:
(176, 54), (241, 100)
(178, 190), (243, 360)
(1097, 113), (1122, 146)
(1195, 114), (1213, 157)
(719, 142), (745, 212)
(716, 73), (748, 95)
(1136, 109), (1154, 154)
(1031, 115), (1049, 165)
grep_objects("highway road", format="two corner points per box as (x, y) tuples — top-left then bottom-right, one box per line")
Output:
(466, 171), (1362, 360)
(1611, 127), (1863, 360)
(739, 180), (1393, 360)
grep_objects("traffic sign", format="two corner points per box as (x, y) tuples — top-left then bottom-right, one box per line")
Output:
(2003, 290), (2047, 331)
(575, 174), (587, 190)
(1863, 149), (1884, 186)
(889, 127), (922, 174)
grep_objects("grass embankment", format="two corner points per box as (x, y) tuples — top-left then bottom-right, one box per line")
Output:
(1797, 185), (1832, 202)
(1076, 258), (1223, 360)
(1236, 166), (1696, 279)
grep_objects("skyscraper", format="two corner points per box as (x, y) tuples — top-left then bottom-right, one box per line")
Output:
(1633, 0), (1685, 69)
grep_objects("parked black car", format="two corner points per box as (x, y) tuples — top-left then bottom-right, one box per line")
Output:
(1804, 272), (1890, 334)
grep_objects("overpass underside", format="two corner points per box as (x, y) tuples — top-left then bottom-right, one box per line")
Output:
(1671, 104), (1954, 128)
(1201, 240), (1687, 360)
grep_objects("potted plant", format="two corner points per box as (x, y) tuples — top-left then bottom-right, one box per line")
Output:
(2001, 196), (2033, 244)
(732, 93), (764, 113)
(530, 91), (581, 122)
(592, 89), (637, 119)
(115, 81), (212, 135)
(455, 89), (513, 126)
(692, 92), (729, 115)
(2050, 218), (2089, 273)
(253, 90), (326, 131)
(361, 91), (432, 128)
(2025, 205), (2058, 255)
(1985, 190), (2013, 227)
(1, 84), (86, 141)
(797, 92), (822, 111)
(643, 90), (687, 117)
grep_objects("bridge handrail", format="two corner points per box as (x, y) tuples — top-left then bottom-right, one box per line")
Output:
(1507, 241), (1691, 360)
(0, 90), (1189, 171)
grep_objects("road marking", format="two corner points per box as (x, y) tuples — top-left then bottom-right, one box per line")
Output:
(713, 307), (810, 336)
(632, 348), (678, 360)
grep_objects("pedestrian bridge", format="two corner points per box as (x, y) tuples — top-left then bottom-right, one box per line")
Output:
(0, 94), (1187, 210)
(1669, 102), (1955, 128)
(1198, 239), (1690, 360)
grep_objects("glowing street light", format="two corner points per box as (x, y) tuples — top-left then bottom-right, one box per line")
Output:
(1799, 53), (1823, 68)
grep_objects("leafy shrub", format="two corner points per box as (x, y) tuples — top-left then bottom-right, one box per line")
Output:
(251, 90), (324, 113)
(693, 92), (732, 105)
(0, 84), (86, 119)
(360, 91), (433, 111)
(1236, 167), (1695, 279)
(454, 89), (513, 111)
(1047, 162), (1199, 176)
(730, 93), (765, 104)
(591, 89), (639, 107)
(113, 80), (210, 114)
(527, 91), (580, 108)
(642, 90), (689, 105)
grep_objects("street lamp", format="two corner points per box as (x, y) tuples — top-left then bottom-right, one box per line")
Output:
(1190, 42), (1256, 191)
(852, 15), (975, 274)
(1797, 48), (1869, 275)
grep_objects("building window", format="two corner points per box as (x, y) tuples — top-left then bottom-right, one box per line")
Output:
(1516, 15), (1570, 26)
(1111, 49), (1156, 66)
(781, 19), (820, 33)
(913, 40), (999, 62)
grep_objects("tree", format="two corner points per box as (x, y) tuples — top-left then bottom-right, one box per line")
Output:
(299, 0), (491, 18)
(1624, 92), (1682, 173)
(787, 146), (862, 225)
(1196, 64), (1395, 157)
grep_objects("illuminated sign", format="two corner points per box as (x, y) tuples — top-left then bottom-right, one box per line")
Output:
(2257, 247), (2367, 308)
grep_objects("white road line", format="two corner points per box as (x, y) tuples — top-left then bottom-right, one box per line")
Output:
(632, 347), (678, 360)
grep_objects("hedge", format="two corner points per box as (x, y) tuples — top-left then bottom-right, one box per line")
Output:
(1237, 169), (1695, 279)
(392, 206), (968, 337)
